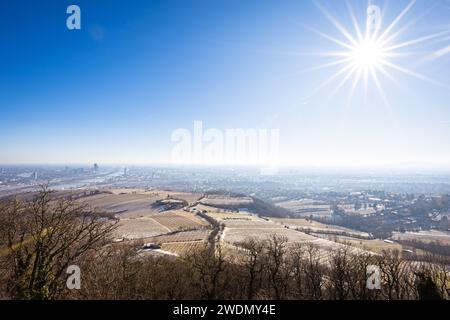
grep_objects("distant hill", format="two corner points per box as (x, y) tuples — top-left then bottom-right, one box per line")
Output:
(199, 192), (290, 218)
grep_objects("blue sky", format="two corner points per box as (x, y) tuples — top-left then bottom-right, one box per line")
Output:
(1, 0), (450, 169)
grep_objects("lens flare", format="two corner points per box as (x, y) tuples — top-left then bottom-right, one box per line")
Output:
(307, 0), (450, 107)
(351, 40), (383, 70)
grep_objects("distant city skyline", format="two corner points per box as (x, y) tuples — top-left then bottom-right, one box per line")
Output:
(1, 0), (450, 169)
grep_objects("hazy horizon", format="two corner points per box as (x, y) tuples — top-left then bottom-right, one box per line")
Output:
(3, 162), (450, 175)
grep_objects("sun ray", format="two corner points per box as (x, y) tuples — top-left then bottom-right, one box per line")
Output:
(375, 64), (402, 88)
(304, 57), (355, 72)
(380, 60), (447, 87)
(305, 26), (355, 51)
(363, 68), (369, 98)
(314, 0), (359, 47)
(377, 1), (439, 48)
(382, 30), (450, 52)
(305, 63), (357, 101)
(422, 44), (450, 63)
(313, 51), (356, 57)
(370, 65), (390, 109)
(329, 65), (358, 98)
(346, 1), (364, 43)
(304, 0), (446, 106)
(381, 51), (425, 58)
(377, 0), (417, 45)
(346, 67), (362, 109)
(427, 34), (450, 46)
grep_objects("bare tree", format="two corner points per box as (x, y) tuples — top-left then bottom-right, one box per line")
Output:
(185, 244), (227, 299)
(328, 247), (352, 300)
(379, 250), (415, 300)
(0, 186), (118, 299)
(239, 238), (266, 300)
(288, 243), (306, 299)
(303, 243), (324, 300)
(266, 235), (288, 299)
(349, 253), (381, 300)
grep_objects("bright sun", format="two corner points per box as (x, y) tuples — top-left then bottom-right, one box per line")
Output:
(308, 0), (448, 106)
(350, 40), (384, 71)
